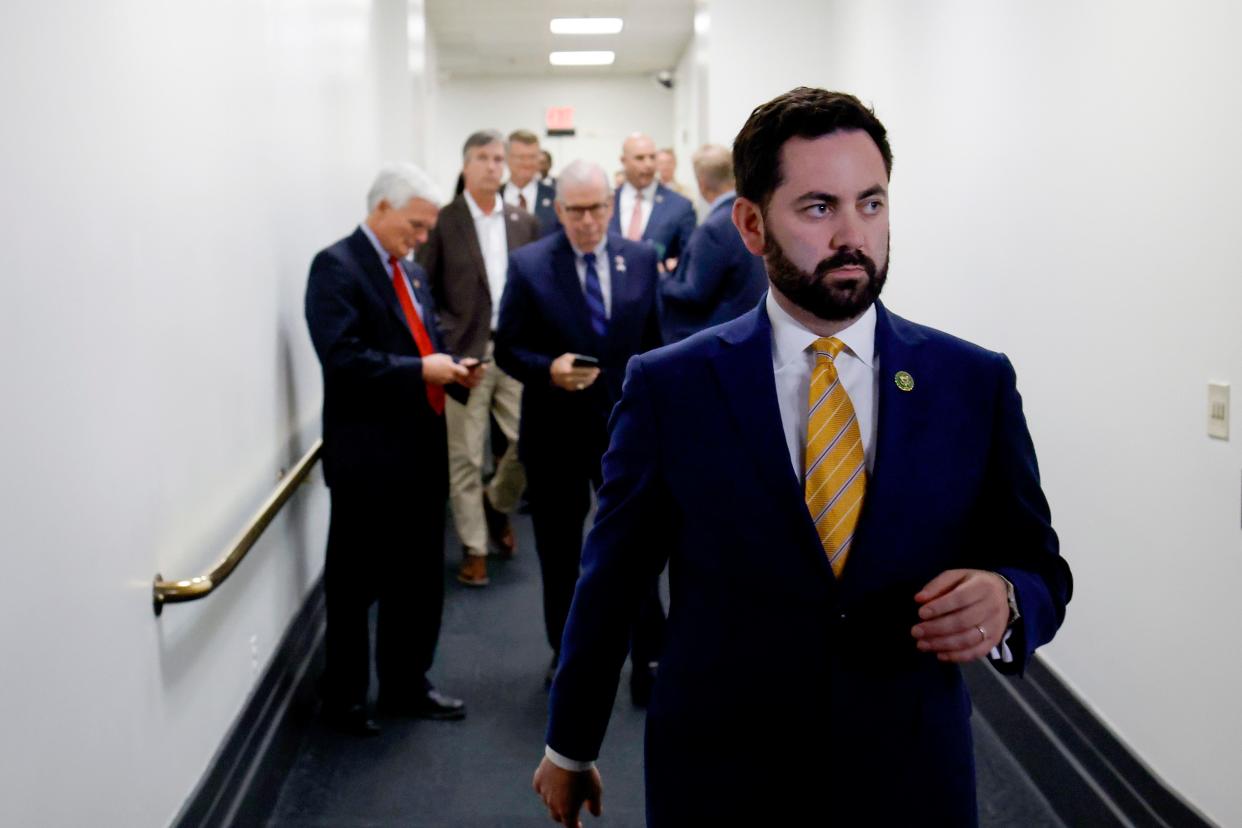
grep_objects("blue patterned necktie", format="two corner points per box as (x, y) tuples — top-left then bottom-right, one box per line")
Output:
(582, 252), (608, 338)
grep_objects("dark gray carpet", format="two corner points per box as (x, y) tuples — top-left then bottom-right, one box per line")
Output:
(266, 514), (1063, 827)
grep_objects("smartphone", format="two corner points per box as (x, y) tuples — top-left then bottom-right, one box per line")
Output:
(571, 354), (600, 368)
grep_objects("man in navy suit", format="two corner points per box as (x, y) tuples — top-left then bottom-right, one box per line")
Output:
(534, 88), (1072, 825)
(305, 163), (485, 736)
(495, 160), (664, 698)
(660, 144), (768, 343)
(504, 129), (561, 238)
(609, 133), (696, 271)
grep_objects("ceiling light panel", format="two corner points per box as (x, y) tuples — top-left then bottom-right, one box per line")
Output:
(550, 17), (624, 35)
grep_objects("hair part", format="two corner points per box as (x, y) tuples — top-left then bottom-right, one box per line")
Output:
(366, 162), (444, 213)
(691, 144), (734, 190)
(732, 87), (892, 210)
(462, 129), (505, 162)
(555, 160), (611, 203)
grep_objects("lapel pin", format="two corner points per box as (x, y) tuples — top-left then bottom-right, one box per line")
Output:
(655, 194), (664, 204)
(541, 197), (551, 207)
(894, 371), (915, 392)
(509, 213), (518, 222)
(413, 279), (422, 289)
(614, 255), (627, 273)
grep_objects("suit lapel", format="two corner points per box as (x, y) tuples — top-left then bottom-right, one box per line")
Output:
(839, 301), (932, 597)
(552, 236), (602, 351)
(643, 185), (668, 242)
(346, 229), (412, 336)
(449, 198), (490, 297)
(711, 308), (837, 586)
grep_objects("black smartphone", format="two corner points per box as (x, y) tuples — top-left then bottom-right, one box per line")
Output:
(571, 354), (600, 368)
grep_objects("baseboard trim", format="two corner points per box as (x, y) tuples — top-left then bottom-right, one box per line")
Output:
(964, 657), (1215, 828)
(172, 579), (325, 828)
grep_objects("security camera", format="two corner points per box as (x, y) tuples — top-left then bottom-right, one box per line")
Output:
(656, 70), (674, 90)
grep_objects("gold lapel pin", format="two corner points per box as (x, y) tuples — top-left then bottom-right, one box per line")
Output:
(894, 371), (914, 392)
(413, 279), (422, 289)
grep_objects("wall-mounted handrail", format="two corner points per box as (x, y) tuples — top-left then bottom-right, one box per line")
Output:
(152, 439), (323, 616)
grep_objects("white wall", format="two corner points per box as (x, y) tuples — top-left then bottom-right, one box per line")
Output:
(429, 74), (676, 199)
(0, 0), (426, 824)
(703, 0), (1242, 823)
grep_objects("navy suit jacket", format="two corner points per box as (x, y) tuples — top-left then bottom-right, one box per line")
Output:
(608, 183), (696, 262)
(495, 231), (662, 471)
(505, 179), (561, 238)
(660, 193), (768, 342)
(305, 227), (462, 493)
(547, 300), (1071, 824)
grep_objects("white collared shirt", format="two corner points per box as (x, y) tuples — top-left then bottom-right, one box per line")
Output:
(618, 180), (658, 237)
(569, 238), (612, 317)
(463, 190), (510, 329)
(767, 292), (878, 478)
(503, 179), (540, 213)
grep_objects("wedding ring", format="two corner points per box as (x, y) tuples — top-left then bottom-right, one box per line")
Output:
(576, 382), (585, 390)
(976, 625), (987, 643)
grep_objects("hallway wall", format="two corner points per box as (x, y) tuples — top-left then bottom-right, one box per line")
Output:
(430, 74), (675, 201)
(701, 0), (1241, 823)
(0, 0), (430, 824)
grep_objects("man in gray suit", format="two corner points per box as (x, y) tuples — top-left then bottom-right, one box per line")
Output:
(419, 129), (541, 586)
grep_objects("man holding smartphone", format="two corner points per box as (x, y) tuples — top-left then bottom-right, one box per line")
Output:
(495, 160), (664, 693)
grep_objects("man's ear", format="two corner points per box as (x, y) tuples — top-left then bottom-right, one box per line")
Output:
(733, 197), (767, 257)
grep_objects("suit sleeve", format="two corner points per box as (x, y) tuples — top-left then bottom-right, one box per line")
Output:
(661, 221), (728, 307)
(493, 253), (555, 385)
(305, 251), (423, 392)
(546, 358), (674, 761)
(984, 354), (1072, 676)
(416, 221), (444, 308)
(668, 200), (697, 261)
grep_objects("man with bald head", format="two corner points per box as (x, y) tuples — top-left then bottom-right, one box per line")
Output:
(609, 133), (696, 271)
(495, 160), (664, 694)
(660, 144), (768, 342)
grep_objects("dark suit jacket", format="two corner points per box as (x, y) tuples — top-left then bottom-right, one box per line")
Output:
(494, 231), (662, 471)
(546, 301), (1072, 825)
(417, 195), (540, 359)
(506, 180), (562, 238)
(608, 183), (696, 262)
(305, 227), (460, 493)
(659, 194), (768, 342)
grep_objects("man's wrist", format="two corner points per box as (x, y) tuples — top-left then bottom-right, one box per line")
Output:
(993, 572), (1020, 628)
(545, 745), (596, 772)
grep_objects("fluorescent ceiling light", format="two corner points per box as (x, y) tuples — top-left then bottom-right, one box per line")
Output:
(550, 17), (624, 35)
(549, 50), (616, 66)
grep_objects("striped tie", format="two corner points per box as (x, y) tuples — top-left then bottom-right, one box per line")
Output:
(804, 337), (866, 577)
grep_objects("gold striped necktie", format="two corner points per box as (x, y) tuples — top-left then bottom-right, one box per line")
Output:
(804, 336), (867, 577)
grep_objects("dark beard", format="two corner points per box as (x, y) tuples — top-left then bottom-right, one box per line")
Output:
(765, 233), (888, 321)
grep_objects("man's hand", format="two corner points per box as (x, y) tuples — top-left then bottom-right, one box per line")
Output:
(911, 569), (1009, 662)
(533, 757), (602, 827)
(550, 353), (601, 392)
(456, 357), (487, 389)
(422, 353), (470, 386)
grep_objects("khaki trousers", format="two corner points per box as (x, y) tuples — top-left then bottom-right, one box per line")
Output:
(446, 358), (525, 558)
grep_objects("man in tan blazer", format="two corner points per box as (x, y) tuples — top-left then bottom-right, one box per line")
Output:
(419, 129), (541, 586)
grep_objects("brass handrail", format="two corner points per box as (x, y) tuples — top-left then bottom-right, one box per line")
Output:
(153, 439), (323, 616)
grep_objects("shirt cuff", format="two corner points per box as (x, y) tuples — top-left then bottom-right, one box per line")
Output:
(988, 627), (1014, 663)
(545, 745), (596, 772)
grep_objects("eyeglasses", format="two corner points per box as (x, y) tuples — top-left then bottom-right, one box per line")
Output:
(561, 203), (609, 219)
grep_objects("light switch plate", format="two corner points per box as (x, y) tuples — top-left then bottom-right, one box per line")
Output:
(1208, 382), (1229, 440)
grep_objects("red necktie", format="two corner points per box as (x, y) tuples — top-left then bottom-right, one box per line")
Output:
(390, 255), (445, 415)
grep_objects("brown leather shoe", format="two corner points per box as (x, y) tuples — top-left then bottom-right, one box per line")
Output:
(456, 554), (490, 587)
(483, 495), (517, 558)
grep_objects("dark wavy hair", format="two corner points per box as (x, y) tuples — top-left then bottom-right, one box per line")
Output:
(733, 87), (892, 211)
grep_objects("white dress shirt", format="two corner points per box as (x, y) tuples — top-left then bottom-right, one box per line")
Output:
(504, 179), (540, 212)
(569, 238), (612, 317)
(618, 180), (658, 237)
(463, 190), (510, 329)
